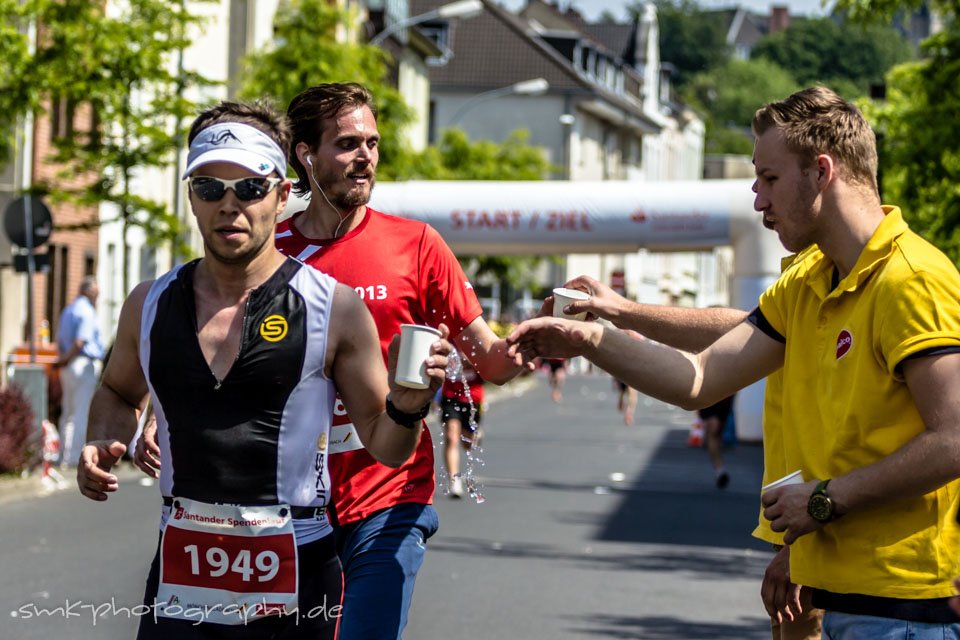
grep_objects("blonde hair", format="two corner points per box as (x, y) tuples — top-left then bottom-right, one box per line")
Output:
(752, 86), (878, 192)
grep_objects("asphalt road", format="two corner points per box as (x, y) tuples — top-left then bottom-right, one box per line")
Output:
(0, 371), (774, 639)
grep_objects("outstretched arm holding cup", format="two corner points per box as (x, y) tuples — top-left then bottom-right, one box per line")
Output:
(505, 313), (782, 411)
(560, 275), (748, 352)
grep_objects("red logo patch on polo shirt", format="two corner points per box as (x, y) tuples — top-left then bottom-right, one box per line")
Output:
(836, 330), (853, 360)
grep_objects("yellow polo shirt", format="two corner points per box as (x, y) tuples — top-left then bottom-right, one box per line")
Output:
(752, 368), (787, 546)
(757, 207), (960, 598)
(752, 249), (816, 547)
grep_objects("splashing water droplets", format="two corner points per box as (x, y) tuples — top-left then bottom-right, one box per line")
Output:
(438, 349), (486, 504)
(445, 350), (462, 383)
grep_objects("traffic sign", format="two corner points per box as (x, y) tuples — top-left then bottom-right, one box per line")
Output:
(3, 195), (53, 248)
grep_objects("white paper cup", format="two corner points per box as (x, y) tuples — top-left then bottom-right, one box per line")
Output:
(552, 287), (590, 320)
(395, 324), (442, 389)
(761, 470), (804, 493)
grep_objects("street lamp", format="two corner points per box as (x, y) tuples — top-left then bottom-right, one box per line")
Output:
(448, 78), (550, 126)
(369, 0), (483, 46)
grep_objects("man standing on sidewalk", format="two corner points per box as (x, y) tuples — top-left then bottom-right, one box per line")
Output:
(56, 276), (104, 466)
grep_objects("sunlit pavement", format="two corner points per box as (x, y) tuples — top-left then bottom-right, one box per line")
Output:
(408, 371), (773, 640)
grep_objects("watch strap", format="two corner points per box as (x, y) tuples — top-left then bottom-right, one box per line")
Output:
(385, 394), (431, 429)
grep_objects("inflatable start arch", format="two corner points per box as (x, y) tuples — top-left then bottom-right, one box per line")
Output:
(293, 179), (786, 442)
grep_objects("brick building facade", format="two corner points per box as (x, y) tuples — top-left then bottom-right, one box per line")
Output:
(28, 99), (100, 348)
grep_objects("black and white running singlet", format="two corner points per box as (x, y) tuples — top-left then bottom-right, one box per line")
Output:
(139, 258), (338, 543)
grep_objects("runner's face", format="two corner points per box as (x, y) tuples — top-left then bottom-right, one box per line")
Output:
(310, 106), (379, 209)
(752, 128), (821, 253)
(189, 162), (289, 265)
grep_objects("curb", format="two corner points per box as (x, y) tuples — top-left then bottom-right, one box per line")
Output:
(0, 471), (55, 507)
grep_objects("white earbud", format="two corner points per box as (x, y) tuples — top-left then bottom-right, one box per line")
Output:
(303, 151), (355, 237)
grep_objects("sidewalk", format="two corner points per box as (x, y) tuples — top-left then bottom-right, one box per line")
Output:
(0, 469), (56, 506)
(0, 462), (146, 507)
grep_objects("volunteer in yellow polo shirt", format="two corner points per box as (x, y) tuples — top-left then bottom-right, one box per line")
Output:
(757, 206), (960, 597)
(754, 250), (823, 640)
(505, 87), (960, 638)
(565, 247), (824, 638)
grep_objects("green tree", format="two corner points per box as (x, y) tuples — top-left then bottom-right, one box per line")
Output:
(596, 9), (621, 24)
(830, 0), (959, 263)
(751, 17), (913, 95)
(402, 129), (552, 181)
(0, 0), (213, 294)
(237, 0), (414, 179)
(832, 0), (957, 27)
(0, 1), (36, 165)
(864, 29), (960, 262)
(635, 0), (730, 87)
(684, 58), (799, 154)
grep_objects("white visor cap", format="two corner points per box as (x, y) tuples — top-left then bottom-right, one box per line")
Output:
(182, 122), (287, 180)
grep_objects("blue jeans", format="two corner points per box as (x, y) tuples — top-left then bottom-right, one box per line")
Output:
(334, 503), (439, 640)
(822, 611), (960, 639)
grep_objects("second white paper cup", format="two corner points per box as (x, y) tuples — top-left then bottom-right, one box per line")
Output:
(552, 287), (590, 321)
(395, 324), (442, 389)
(761, 469), (804, 493)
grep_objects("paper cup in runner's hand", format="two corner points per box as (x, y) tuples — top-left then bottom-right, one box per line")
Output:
(396, 324), (442, 389)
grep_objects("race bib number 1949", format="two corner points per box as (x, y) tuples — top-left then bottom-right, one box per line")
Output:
(156, 499), (298, 625)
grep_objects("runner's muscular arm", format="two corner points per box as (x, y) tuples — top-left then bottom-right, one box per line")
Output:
(562, 275), (748, 353)
(327, 284), (451, 468)
(507, 316), (783, 409)
(763, 352), (960, 543)
(456, 316), (525, 385)
(78, 282), (152, 501)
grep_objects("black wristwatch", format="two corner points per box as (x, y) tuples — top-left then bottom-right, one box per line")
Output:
(385, 394), (431, 429)
(807, 479), (837, 523)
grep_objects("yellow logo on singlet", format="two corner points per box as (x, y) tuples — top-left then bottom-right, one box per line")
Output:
(260, 315), (288, 342)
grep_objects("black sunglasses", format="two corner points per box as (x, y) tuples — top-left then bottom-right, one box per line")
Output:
(188, 176), (282, 202)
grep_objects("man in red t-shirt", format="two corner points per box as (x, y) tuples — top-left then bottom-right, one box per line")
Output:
(278, 83), (524, 639)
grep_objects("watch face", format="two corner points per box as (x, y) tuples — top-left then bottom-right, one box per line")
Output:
(808, 494), (833, 522)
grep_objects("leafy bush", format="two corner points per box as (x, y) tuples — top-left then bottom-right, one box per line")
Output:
(0, 384), (35, 473)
